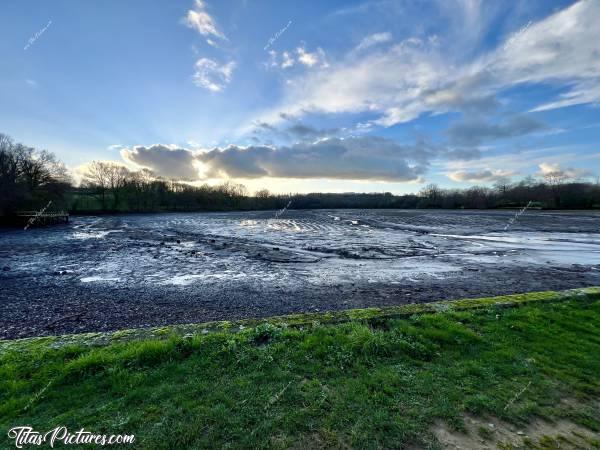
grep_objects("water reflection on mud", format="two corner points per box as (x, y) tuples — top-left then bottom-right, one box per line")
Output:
(1, 209), (599, 338)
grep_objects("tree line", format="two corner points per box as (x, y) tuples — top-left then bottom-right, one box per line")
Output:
(0, 133), (71, 219)
(1, 132), (599, 223)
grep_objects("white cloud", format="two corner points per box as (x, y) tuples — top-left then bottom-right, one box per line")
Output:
(281, 51), (295, 68)
(489, 0), (600, 112)
(267, 50), (278, 67)
(355, 32), (393, 52)
(253, 0), (600, 128)
(447, 168), (516, 182)
(193, 58), (235, 92)
(439, 145), (599, 184)
(266, 45), (327, 70)
(255, 37), (457, 127)
(538, 162), (590, 179)
(183, 0), (226, 41)
(296, 46), (328, 67)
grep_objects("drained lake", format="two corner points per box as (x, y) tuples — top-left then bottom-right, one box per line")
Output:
(1, 209), (600, 338)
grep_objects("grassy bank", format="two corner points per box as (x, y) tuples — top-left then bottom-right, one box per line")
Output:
(1, 289), (599, 449)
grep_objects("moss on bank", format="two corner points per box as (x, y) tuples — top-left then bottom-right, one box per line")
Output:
(2, 287), (598, 354)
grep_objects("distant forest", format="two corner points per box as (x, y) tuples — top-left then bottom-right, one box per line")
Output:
(1, 132), (599, 222)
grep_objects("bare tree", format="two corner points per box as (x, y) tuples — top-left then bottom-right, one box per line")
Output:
(255, 189), (271, 199)
(20, 148), (69, 190)
(83, 161), (130, 210)
(544, 171), (569, 186)
(544, 170), (569, 207)
(493, 178), (512, 196)
(419, 183), (443, 206)
(83, 161), (110, 209)
(0, 133), (13, 152)
(0, 134), (19, 215)
(107, 164), (129, 208)
(127, 168), (155, 210)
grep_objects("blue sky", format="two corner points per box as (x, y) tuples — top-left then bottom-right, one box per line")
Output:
(1, 0), (599, 194)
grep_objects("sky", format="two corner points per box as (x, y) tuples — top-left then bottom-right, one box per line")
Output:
(1, 0), (599, 194)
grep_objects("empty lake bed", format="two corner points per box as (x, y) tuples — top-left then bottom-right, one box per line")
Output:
(1, 209), (600, 339)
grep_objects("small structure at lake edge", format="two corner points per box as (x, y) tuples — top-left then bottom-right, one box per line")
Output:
(17, 210), (69, 229)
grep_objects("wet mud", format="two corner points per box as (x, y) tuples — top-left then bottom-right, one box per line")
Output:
(1, 209), (599, 339)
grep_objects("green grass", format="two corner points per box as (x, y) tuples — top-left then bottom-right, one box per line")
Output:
(1, 288), (599, 449)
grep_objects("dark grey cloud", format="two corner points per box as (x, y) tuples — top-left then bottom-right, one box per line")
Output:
(285, 124), (339, 141)
(447, 115), (545, 146)
(120, 137), (434, 182)
(121, 144), (198, 180)
(279, 112), (295, 121)
(120, 133), (488, 183)
(443, 147), (482, 160)
(253, 120), (275, 131)
(253, 121), (340, 144)
(198, 137), (429, 181)
(452, 95), (499, 114)
(423, 84), (500, 114)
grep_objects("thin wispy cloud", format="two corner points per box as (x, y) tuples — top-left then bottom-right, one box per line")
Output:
(255, 0), (600, 129)
(355, 32), (392, 52)
(296, 46), (328, 68)
(268, 45), (328, 70)
(193, 58), (235, 92)
(183, 0), (226, 41)
(447, 169), (516, 183)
